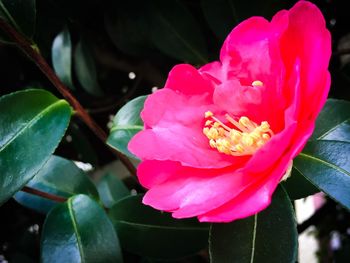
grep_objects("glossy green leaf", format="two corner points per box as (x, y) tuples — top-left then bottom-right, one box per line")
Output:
(294, 140), (350, 210)
(209, 186), (297, 263)
(14, 155), (99, 214)
(0, 0), (36, 38)
(320, 119), (350, 142)
(149, 0), (208, 64)
(97, 173), (130, 208)
(282, 167), (319, 200)
(201, 0), (286, 41)
(74, 39), (103, 97)
(104, 1), (154, 56)
(52, 27), (75, 90)
(41, 194), (123, 263)
(107, 95), (146, 159)
(311, 99), (350, 141)
(284, 99), (350, 200)
(0, 89), (71, 205)
(109, 195), (209, 259)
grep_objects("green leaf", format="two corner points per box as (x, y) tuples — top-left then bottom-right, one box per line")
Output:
(0, 0), (36, 38)
(41, 194), (123, 263)
(201, 0), (286, 41)
(14, 155), (99, 214)
(0, 89), (71, 205)
(311, 99), (350, 141)
(107, 95), (146, 159)
(149, 0), (208, 64)
(74, 39), (103, 97)
(294, 140), (350, 210)
(104, 1), (154, 56)
(97, 173), (130, 208)
(282, 167), (319, 200)
(52, 27), (75, 90)
(320, 119), (350, 143)
(209, 186), (297, 263)
(283, 99), (350, 200)
(109, 195), (209, 259)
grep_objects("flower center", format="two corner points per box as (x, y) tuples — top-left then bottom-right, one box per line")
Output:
(203, 111), (273, 156)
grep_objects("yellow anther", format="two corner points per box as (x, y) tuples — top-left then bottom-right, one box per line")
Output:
(235, 144), (245, 153)
(203, 111), (273, 156)
(256, 140), (265, 148)
(242, 134), (254, 146)
(239, 116), (251, 127)
(260, 121), (270, 132)
(205, 111), (213, 118)
(207, 128), (219, 139)
(230, 130), (242, 143)
(218, 127), (226, 136)
(222, 139), (231, 148)
(205, 120), (213, 126)
(262, 133), (270, 141)
(216, 139), (231, 154)
(250, 130), (261, 141)
(252, 80), (263, 87)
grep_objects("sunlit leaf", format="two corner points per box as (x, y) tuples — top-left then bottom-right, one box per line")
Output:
(41, 194), (123, 263)
(107, 96), (146, 159)
(294, 140), (350, 210)
(52, 27), (75, 90)
(14, 155), (99, 214)
(0, 89), (71, 205)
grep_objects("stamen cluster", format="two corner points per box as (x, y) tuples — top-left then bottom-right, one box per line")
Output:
(203, 111), (273, 156)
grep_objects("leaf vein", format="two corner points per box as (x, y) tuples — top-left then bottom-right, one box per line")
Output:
(0, 100), (67, 153)
(299, 153), (350, 177)
(68, 200), (85, 263)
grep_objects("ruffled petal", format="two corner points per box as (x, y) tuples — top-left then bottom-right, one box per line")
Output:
(197, 161), (284, 222)
(277, 1), (331, 117)
(220, 17), (287, 88)
(213, 79), (264, 120)
(129, 88), (248, 168)
(164, 64), (215, 95)
(140, 160), (251, 217)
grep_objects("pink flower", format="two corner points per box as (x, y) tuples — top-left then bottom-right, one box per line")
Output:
(128, 1), (331, 222)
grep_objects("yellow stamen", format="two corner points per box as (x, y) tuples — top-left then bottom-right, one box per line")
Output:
(205, 120), (213, 126)
(262, 133), (270, 141)
(205, 111), (213, 118)
(203, 112), (274, 156)
(252, 80), (263, 87)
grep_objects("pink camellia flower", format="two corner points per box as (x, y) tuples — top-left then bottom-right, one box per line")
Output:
(128, 1), (331, 222)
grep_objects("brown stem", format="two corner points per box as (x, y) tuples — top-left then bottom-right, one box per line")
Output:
(0, 18), (136, 176)
(22, 186), (67, 203)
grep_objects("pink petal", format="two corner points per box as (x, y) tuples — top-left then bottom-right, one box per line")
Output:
(213, 79), (264, 121)
(197, 164), (282, 222)
(199, 61), (226, 84)
(129, 88), (248, 168)
(164, 64), (215, 95)
(277, 1), (331, 115)
(140, 161), (251, 217)
(219, 16), (286, 88)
